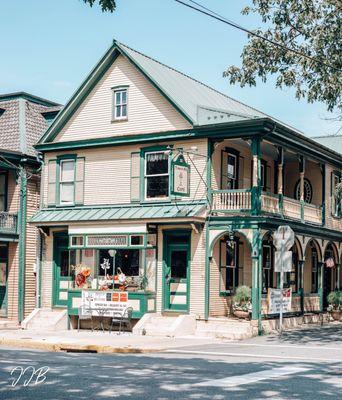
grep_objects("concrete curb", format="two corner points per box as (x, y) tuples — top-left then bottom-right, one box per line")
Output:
(0, 338), (163, 354)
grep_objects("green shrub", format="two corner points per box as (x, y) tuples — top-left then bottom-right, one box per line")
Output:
(233, 285), (251, 304)
(327, 290), (342, 310)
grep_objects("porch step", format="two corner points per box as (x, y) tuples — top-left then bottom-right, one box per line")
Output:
(133, 313), (196, 337)
(195, 318), (256, 340)
(0, 319), (20, 330)
(21, 308), (68, 331)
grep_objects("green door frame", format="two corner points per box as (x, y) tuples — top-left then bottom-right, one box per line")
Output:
(52, 232), (72, 308)
(162, 230), (191, 312)
(0, 243), (9, 317)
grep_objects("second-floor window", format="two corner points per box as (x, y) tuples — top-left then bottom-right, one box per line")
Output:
(331, 171), (341, 217)
(113, 87), (128, 120)
(59, 159), (75, 205)
(0, 172), (6, 211)
(145, 151), (169, 199)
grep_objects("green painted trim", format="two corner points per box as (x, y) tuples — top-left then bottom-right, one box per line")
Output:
(0, 92), (60, 107)
(18, 167), (27, 322)
(52, 231), (69, 307)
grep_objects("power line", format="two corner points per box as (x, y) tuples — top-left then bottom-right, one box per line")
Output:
(174, 0), (341, 72)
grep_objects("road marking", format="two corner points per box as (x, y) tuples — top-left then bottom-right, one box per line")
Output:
(165, 349), (341, 362)
(194, 366), (309, 388)
(225, 342), (342, 352)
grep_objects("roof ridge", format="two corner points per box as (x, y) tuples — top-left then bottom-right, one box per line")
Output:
(116, 40), (265, 117)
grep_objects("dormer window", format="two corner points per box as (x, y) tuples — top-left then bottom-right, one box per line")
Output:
(113, 86), (128, 121)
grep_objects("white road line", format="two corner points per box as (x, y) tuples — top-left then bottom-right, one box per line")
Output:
(224, 342), (342, 352)
(194, 366), (309, 388)
(165, 349), (342, 362)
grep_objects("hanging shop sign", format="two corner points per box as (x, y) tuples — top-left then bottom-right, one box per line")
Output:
(82, 290), (128, 317)
(268, 288), (292, 314)
(171, 154), (190, 197)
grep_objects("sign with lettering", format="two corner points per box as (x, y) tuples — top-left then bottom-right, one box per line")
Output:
(82, 290), (128, 317)
(171, 154), (190, 197)
(86, 235), (127, 248)
(268, 288), (292, 314)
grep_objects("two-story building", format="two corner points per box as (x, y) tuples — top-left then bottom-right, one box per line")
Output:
(29, 40), (342, 334)
(0, 92), (61, 325)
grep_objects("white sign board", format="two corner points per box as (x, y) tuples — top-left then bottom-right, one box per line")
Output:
(268, 288), (292, 314)
(171, 154), (190, 197)
(82, 290), (128, 317)
(275, 251), (293, 272)
(273, 225), (295, 251)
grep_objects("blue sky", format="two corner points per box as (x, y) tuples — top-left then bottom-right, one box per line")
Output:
(0, 0), (339, 137)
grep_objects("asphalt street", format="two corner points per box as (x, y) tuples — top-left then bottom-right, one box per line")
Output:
(0, 325), (342, 400)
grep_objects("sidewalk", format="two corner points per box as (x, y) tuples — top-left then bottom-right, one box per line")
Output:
(0, 329), (222, 353)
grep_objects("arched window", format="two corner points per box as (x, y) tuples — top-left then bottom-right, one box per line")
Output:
(311, 244), (319, 293)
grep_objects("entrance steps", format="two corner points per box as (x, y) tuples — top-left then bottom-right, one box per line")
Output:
(0, 319), (20, 330)
(133, 313), (196, 337)
(21, 308), (68, 331)
(196, 318), (256, 340)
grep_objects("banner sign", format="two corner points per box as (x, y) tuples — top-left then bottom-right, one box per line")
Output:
(268, 288), (292, 314)
(171, 154), (190, 197)
(86, 235), (128, 248)
(82, 290), (128, 317)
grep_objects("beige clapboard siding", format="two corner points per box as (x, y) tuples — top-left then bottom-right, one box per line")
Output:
(24, 175), (39, 317)
(189, 226), (206, 318)
(55, 55), (191, 143)
(42, 138), (207, 206)
(7, 242), (19, 320)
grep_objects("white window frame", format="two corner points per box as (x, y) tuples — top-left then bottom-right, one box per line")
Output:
(144, 151), (170, 200)
(113, 87), (128, 121)
(59, 159), (75, 205)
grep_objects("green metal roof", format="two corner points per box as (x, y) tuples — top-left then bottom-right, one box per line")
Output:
(30, 203), (206, 224)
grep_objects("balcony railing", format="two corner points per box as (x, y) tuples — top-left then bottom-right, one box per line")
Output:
(211, 189), (251, 212)
(211, 190), (323, 225)
(0, 212), (18, 234)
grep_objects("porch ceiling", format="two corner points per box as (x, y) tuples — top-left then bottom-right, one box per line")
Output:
(29, 202), (206, 225)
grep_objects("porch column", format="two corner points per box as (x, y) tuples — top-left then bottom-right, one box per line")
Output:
(251, 228), (262, 334)
(277, 147), (284, 214)
(298, 259), (305, 314)
(320, 163), (326, 226)
(251, 136), (261, 216)
(299, 156), (305, 222)
(318, 262), (324, 312)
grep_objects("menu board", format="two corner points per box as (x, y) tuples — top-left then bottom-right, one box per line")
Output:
(82, 290), (128, 317)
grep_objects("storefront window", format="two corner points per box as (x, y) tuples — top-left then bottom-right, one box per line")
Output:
(311, 247), (318, 293)
(220, 238), (241, 294)
(262, 245), (274, 294)
(284, 246), (298, 293)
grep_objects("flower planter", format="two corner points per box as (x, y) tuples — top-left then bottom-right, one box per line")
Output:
(330, 310), (342, 321)
(233, 310), (249, 319)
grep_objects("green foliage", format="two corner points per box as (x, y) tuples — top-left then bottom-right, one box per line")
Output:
(327, 290), (342, 310)
(82, 0), (116, 13)
(224, 1), (342, 115)
(233, 285), (252, 304)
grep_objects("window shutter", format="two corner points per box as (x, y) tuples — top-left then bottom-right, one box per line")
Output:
(130, 152), (140, 202)
(266, 165), (271, 192)
(75, 157), (85, 205)
(47, 160), (57, 206)
(238, 156), (244, 189)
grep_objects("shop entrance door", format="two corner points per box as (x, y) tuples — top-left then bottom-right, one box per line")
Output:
(164, 234), (190, 312)
(0, 243), (8, 317)
(53, 233), (72, 307)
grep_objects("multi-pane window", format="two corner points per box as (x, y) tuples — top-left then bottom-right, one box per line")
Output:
(262, 245), (273, 294)
(227, 154), (237, 189)
(145, 151), (169, 199)
(113, 88), (128, 120)
(311, 246), (318, 293)
(284, 247), (298, 293)
(0, 173), (6, 211)
(220, 238), (241, 294)
(59, 160), (75, 205)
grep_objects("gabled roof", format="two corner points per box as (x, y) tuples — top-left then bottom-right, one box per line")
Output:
(0, 92), (61, 157)
(38, 39), (266, 144)
(313, 135), (342, 155)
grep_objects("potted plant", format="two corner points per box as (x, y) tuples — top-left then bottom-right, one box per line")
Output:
(232, 285), (252, 319)
(327, 291), (342, 321)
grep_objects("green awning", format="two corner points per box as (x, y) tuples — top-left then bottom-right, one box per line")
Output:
(30, 202), (206, 225)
